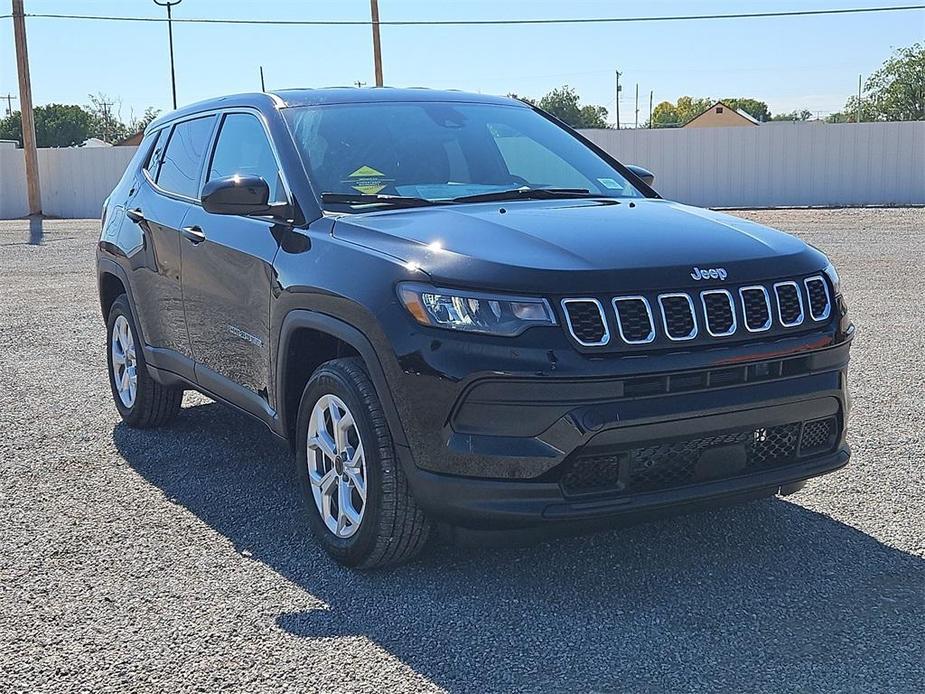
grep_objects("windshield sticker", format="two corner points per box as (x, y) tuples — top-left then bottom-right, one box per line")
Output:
(597, 177), (622, 190)
(345, 165), (393, 195)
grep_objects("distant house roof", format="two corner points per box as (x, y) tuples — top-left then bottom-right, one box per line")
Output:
(115, 131), (144, 147)
(81, 137), (112, 148)
(684, 100), (760, 128)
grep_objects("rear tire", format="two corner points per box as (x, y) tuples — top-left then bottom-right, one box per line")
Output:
(106, 294), (183, 428)
(295, 357), (430, 568)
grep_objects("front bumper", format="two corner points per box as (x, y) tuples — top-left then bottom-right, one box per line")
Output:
(384, 324), (852, 528)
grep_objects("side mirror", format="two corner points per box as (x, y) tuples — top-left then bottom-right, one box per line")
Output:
(201, 175), (273, 216)
(625, 164), (655, 187)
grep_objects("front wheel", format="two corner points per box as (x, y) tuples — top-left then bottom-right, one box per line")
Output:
(295, 358), (430, 568)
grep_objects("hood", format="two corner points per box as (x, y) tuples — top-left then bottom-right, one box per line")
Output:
(332, 198), (827, 294)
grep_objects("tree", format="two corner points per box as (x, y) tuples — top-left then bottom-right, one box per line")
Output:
(722, 98), (771, 122)
(86, 92), (131, 143)
(771, 109), (813, 121)
(0, 103), (94, 147)
(841, 43), (924, 121)
(129, 106), (161, 133)
(535, 86), (610, 128)
(648, 96), (713, 127)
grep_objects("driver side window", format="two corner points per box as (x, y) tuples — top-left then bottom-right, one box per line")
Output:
(207, 113), (287, 204)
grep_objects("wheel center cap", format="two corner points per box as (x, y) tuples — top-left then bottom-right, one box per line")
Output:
(334, 455), (344, 475)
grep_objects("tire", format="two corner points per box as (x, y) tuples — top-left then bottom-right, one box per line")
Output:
(295, 357), (430, 568)
(106, 294), (183, 428)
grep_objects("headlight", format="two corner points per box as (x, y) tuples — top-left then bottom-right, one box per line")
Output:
(823, 261), (841, 295)
(398, 283), (556, 336)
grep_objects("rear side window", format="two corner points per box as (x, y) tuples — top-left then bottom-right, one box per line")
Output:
(143, 128), (168, 180)
(207, 113), (286, 204)
(156, 116), (215, 198)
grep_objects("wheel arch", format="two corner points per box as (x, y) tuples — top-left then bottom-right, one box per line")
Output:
(276, 310), (408, 450)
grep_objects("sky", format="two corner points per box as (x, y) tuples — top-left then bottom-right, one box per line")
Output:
(1, 0), (923, 126)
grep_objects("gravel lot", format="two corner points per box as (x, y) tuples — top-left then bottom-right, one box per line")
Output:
(1, 208), (923, 693)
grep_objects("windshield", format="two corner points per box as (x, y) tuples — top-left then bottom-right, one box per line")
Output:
(282, 101), (643, 210)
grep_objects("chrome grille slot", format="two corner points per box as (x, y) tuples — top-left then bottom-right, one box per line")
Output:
(774, 281), (804, 326)
(700, 289), (736, 337)
(739, 286), (772, 332)
(561, 298), (609, 346)
(612, 296), (655, 344)
(658, 293), (698, 341)
(804, 276), (831, 321)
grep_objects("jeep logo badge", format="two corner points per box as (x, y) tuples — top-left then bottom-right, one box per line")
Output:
(691, 266), (728, 281)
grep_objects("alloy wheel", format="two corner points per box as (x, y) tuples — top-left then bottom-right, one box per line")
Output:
(306, 394), (368, 538)
(111, 314), (137, 408)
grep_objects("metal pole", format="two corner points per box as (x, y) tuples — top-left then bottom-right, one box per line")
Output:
(260, 66), (266, 92)
(370, 0), (384, 86)
(649, 90), (653, 128)
(3, 93), (17, 117)
(614, 70), (621, 129)
(154, 0), (182, 109)
(635, 83), (639, 128)
(856, 74), (862, 123)
(12, 0), (41, 215)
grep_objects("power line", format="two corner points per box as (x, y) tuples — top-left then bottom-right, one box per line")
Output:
(0, 5), (922, 26)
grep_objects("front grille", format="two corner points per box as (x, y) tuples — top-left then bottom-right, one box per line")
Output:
(561, 299), (608, 346)
(740, 286), (772, 332)
(774, 282), (804, 326)
(804, 277), (831, 321)
(559, 273), (832, 348)
(559, 417), (838, 497)
(701, 289), (736, 336)
(658, 294), (697, 340)
(612, 297), (655, 343)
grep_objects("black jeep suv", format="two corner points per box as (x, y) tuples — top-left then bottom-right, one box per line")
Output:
(97, 88), (852, 567)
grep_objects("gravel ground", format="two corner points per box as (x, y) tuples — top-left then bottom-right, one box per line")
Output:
(1, 208), (923, 693)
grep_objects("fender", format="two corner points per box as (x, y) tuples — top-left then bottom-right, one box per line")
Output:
(276, 310), (409, 449)
(97, 254), (194, 387)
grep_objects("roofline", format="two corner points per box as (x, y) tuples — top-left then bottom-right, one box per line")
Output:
(684, 100), (760, 126)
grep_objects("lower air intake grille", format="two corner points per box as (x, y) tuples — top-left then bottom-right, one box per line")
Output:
(562, 299), (608, 345)
(559, 418), (838, 497)
(801, 417), (836, 453)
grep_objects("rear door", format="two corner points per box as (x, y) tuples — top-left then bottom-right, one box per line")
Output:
(123, 116), (214, 370)
(179, 110), (288, 412)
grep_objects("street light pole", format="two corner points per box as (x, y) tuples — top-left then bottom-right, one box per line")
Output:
(154, 0), (182, 109)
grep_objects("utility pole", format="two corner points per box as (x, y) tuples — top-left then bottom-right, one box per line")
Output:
(98, 99), (114, 143)
(649, 90), (653, 129)
(634, 83), (639, 128)
(12, 0), (41, 216)
(2, 93), (17, 117)
(354, 80), (367, 88)
(259, 66), (266, 92)
(614, 69), (622, 129)
(154, 0), (182, 109)
(370, 0), (384, 87)
(856, 74), (862, 123)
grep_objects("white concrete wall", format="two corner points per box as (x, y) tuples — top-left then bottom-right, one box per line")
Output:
(579, 121), (925, 208)
(0, 121), (923, 218)
(0, 145), (137, 219)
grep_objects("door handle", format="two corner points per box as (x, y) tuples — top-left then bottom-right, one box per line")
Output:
(181, 225), (207, 244)
(126, 208), (145, 224)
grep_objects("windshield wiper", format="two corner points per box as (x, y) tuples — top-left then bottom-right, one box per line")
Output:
(449, 187), (595, 204)
(321, 192), (447, 208)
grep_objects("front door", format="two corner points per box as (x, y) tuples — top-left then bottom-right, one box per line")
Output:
(179, 111), (288, 409)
